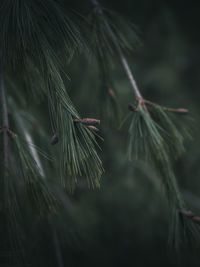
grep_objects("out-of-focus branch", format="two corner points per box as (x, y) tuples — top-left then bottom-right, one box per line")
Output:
(16, 115), (45, 177)
(0, 66), (10, 172)
(90, 0), (143, 101)
(90, 0), (189, 116)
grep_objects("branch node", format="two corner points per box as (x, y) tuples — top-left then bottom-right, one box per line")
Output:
(0, 126), (17, 139)
(180, 210), (200, 224)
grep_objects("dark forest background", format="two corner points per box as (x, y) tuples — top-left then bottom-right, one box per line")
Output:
(2, 1), (200, 267)
(35, 1), (200, 267)
(58, 1), (200, 266)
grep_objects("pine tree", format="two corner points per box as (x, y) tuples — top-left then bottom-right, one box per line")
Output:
(0, 0), (200, 266)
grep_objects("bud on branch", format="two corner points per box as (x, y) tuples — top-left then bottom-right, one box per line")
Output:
(74, 118), (100, 126)
(180, 210), (200, 224)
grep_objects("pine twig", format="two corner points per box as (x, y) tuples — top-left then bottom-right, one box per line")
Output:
(143, 100), (189, 115)
(74, 118), (100, 126)
(90, 0), (190, 117)
(180, 210), (200, 224)
(128, 100), (189, 115)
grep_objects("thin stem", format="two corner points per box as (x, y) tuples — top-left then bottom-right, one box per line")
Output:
(0, 66), (9, 171)
(162, 107), (188, 114)
(119, 55), (143, 99)
(140, 99), (189, 114)
(90, 0), (143, 100)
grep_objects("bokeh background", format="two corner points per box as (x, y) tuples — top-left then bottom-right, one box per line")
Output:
(57, 1), (200, 266)
(3, 1), (200, 267)
(39, 1), (200, 267)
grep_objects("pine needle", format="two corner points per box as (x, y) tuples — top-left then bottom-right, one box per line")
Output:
(127, 103), (200, 246)
(13, 135), (60, 215)
(89, 7), (140, 58)
(88, 6), (139, 122)
(0, 0), (82, 71)
(46, 59), (104, 193)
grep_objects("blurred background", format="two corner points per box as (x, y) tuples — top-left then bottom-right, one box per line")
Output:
(56, 1), (200, 266)
(2, 0), (200, 266)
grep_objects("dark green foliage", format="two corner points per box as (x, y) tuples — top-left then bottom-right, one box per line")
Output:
(0, 0), (200, 266)
(0, 0), (104, 194)
(87, 2), (200, 248)
(47, 61), (104, 192)
(90, 7), (140, 57)
(0, 0), (81, 70)
(13, 135), (59, 215)
(128, 104), (187, 161)
(127, 102), (200, 247)
(88, 7), (139, 121)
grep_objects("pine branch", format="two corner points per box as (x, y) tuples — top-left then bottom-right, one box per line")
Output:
(89, 0), (200, 248)
(17, 115), (64, 265)
(43, 52), (104, 192)
(94, 25), (121, 122)
(90, 0), (143, 101)
(119, 54), (143, 100)
(15, 113), (45, 177)
(1, 100), (59, 216)
(90, 0), (189, 118)
(0, 66), (27, 266)
(0, 0), (82, 71)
